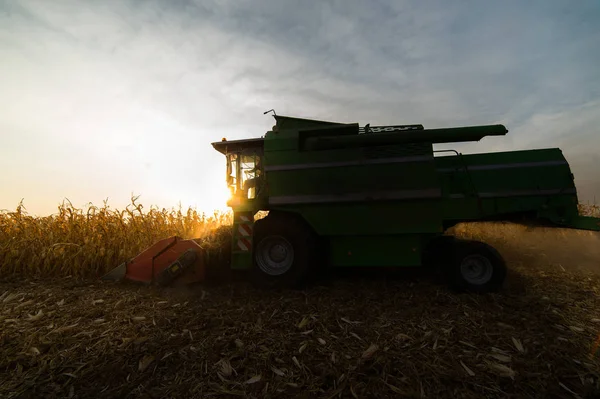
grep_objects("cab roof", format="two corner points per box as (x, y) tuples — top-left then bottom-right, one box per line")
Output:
(211, 137), (264, 155)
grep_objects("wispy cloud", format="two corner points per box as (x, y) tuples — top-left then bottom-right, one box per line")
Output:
(1, 0), (599, 214)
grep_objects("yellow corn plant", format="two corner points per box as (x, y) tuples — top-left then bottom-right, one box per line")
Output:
(0, 196), (232, 278)
(579, 202), (600, 218)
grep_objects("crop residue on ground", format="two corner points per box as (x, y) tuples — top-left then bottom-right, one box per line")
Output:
(1, 255), (599, 398)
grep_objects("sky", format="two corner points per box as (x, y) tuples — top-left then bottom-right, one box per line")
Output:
(1, 0), (599, 216)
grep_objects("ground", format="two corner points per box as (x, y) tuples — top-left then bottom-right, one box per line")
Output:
(1, 224), (600, 399)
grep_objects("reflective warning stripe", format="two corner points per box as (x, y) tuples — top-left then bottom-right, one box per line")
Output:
(238, 224), (252, 237)
(235, 212), (253, 252)
(237, 238), (251, 251)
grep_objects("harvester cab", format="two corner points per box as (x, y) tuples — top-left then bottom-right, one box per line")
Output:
(103, 113), (600, 293)
(220, 140), (265, 208)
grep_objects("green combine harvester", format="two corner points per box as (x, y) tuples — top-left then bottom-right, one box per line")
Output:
(209, 113), (600, 293)
(104, 113), (599, 293)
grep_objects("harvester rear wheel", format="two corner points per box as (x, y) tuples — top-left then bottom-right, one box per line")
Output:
(251, 213), (317, 289)
(447, 239), (507, 293)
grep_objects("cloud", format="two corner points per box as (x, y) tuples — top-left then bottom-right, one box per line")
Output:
(0, 0), (599, 214)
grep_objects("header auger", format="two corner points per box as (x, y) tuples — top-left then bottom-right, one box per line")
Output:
(103, 114), (600, 293)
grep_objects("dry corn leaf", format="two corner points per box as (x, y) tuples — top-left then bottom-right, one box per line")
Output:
(460, 361), (475, 376)
(27, 309), (43, 321)
(512, 337), (524, 353)
(131, 316), (146, 322)
(246, 375), (261, 384)
(14, 300), (34, 310)
(341, 317), (361, 324)
(299, 343), (307, 353)
(486, 361), (516, 378)
(395, 333), (412, 341)
(460, 341), (478, 349)
(318, 338), (326, 345)
(569, 326), (584, 332)
(382, 381), (407, 395)
(362, 344), (379, 359)
(489, 353), (511, 363)
(350, 332), (362, 341)
(138, 355), (154, 372)
(559, 382), (583, 398)
(271, 366), (285, 377)
(218, 359), (233, 377)
(2, 293), (18, 304)
(298, 317), (309, 329)
(216, 372), (229, 383)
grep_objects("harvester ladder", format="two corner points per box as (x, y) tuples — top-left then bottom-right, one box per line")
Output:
(434, 149), (479, 198)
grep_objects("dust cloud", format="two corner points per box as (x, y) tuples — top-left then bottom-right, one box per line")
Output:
(451, 222), (600, 277)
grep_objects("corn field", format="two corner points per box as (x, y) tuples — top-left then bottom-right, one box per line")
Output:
(0, 197), (598, 279)
(0, 196), (233, 278)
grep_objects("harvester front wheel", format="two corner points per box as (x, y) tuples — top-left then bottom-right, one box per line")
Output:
(447, 240), (507, 293)
(251, 214), (317, 289)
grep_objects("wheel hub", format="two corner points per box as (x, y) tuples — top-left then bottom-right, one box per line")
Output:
(269, 243), (288, 263)
(256, 235), (294, 276)
(460, 254), (493, 285)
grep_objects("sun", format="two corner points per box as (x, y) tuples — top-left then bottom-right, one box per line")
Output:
(201, 185), (232, 214)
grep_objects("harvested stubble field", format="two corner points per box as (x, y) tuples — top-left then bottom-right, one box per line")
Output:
(1, 201), (600, 398)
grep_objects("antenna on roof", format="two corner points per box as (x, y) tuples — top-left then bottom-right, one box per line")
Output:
(263, 109), (276, 116)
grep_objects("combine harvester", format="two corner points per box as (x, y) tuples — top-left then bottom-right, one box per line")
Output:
(103, 114), (600, 293)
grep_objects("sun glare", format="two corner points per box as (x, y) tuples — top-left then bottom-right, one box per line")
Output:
(193, 183), (232, 215)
